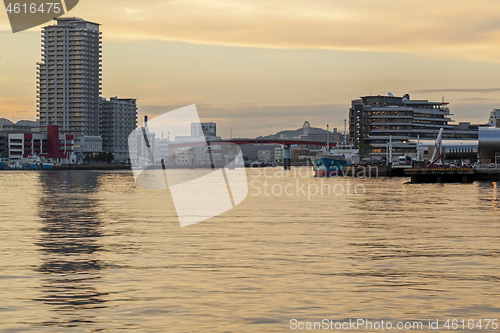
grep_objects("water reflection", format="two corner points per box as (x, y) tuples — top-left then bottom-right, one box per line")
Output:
(35, 171), (108, 328)
(477, 181), (500, 210)
(1, 171), (495, 332)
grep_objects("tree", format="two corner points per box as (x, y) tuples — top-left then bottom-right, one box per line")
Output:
(105, 152), (114, 164)
(358, 143), (373, 157)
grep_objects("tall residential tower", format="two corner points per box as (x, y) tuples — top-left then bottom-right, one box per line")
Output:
(37, 17), (102, 136)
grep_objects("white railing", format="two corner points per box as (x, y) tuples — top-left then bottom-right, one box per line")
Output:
(476, 164), (500, 171)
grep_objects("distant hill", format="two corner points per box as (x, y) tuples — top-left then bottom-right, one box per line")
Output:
(0, 118), (14, 126)
(0, 119), (38, 127)
(16, 120), (39, 127)
(256, 126), (338, 139)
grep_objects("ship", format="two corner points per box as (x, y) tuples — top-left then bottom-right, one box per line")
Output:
(0, 156), (54, 171)
(310, 145), (359, 177)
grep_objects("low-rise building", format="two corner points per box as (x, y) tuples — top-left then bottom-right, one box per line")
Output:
(8, 125), (75, 163)
(175, 150), (190, 165)
(241, 144), (279, 161)
(0, 135), (7, 159)
(292, 148), (315, 160)
(156, 138), (170, 163)
(306, 128), (341, 144)
(74, 136), (103, 161)
(191, 122), (216, 137)
(258, 150), (271, 161)
(275, 146), (284, 162)
(0, 120), (39, 158)
(128, 126), (157, 167)
(489, 109), (500, 127)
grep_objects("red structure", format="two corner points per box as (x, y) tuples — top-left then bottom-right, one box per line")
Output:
(46, 125), (60, 158)
(21, 125), (74, 159)
(168, 138), (338, 149)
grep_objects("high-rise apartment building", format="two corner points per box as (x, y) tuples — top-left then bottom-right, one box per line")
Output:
(100, 97), (138, 160)
(37, 17), (102, 136)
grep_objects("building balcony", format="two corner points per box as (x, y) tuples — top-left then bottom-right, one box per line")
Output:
(367, 135), (410, 140)
(369, 122), (413, 126)
(370, 115), (412, 119)
(410, 123), (454, 129)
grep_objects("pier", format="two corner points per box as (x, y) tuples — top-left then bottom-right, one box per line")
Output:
(53, 164), (131, 171)
(404, 168), (475, 183)
(475, 166), (500, 181)
(342, 165), (391, 177)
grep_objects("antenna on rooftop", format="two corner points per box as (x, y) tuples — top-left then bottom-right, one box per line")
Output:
(344, 119), (347, 145)
(326, 124), (329, 151)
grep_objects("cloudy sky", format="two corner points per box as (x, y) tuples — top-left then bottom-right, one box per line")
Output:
(1, 0), (500, 137)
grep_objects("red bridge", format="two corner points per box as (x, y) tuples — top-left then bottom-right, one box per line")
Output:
(168, 138), (337, 149)
(167, 138), (334, 170)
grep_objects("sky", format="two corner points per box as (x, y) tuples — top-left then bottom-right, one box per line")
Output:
(1, 0), (500, 138)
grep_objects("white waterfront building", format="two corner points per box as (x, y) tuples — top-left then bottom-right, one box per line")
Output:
(191, 122), (216, 137)
(489, 109), (500, 127)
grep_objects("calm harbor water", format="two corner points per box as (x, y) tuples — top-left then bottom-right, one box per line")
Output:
(0, 169), (499, 332)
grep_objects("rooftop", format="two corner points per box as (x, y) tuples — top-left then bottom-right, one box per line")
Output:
(56, 17), (100, 25)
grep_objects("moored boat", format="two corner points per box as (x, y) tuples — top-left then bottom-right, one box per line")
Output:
(42, 163), (54, 170)
(311, 146), (359, 177)
(0, 156), (56, 171)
